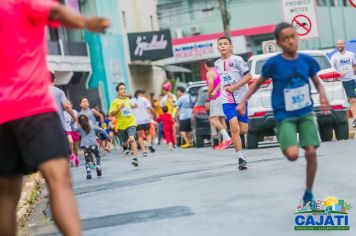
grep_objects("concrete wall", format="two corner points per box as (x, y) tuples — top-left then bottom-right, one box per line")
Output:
(119, 0), (167, 97)
(80, 0), (131, 111)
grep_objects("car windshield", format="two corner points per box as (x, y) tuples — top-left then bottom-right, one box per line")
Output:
(254, 55), (332, 75)
(195, 89), (207, 106)
(188, 86), (204, 97)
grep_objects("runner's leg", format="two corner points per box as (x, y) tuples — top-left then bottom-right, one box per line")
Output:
(304, 146), (317, 192)
(39, 158), (81, 235)
(229, 118), (242, 152)
(350, 98), (356, 119)
(0, 176), (22, 236)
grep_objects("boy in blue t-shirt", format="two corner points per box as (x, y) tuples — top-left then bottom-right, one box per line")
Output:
(237, 22), (330, 205)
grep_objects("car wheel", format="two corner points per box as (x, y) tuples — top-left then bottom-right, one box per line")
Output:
(247, 131), (259, 149)
(195, 132), (204, 148)
(334, 121), (349, 140)
(319, 125), (333, 142)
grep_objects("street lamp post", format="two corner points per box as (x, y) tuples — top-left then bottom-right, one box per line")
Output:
(218, 0), (231, 37)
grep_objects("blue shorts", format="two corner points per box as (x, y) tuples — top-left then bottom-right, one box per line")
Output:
(222, 103), (248, 123)
(342, 80), (356, 98)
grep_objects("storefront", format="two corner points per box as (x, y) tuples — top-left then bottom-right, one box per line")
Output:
(154, 24), (275, 82)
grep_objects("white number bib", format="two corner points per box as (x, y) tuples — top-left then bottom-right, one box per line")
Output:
(284, 84), (312, 111)
(121, 107), (133, 117)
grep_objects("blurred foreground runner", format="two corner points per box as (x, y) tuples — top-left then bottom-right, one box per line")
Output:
(0, 1), (110, 235)
(237, 22), (330, 205)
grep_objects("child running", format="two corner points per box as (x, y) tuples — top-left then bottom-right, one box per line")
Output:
(237, 22), (330, 205)
(109, 82), (140, 167)
(157, 106), (176, 151)
(76, 115), (111, 179)
(215, 36), (252, 170)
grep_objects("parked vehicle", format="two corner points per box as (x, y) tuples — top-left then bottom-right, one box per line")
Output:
(191, 86), (210, 147)
(186, 81), (207, 104)
(246, 50), (349, 149)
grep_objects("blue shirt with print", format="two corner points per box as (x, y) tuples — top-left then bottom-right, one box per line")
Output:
(176, 93), (193, 120)
(261, 53), (320, 122)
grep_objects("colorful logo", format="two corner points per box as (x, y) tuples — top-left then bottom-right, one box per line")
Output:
(294, 197), (352, 231)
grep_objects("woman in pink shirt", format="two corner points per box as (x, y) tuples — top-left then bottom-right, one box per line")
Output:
(0, 1), (110, 235)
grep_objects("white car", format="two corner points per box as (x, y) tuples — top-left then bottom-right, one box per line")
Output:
(246, 50), (349, 149)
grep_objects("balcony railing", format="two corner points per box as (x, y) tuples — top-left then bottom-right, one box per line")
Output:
(47, 40), (89, 57)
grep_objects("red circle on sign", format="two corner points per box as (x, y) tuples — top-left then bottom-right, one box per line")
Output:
(292, 14), (312, 36)
(350, 0), (356, 8)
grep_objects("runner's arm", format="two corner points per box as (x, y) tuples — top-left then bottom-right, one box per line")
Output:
(63, 101), (76, 121)
(93, 126), (111, 141)
(206, 71), (216, 101)
(49, 4), (110, 32)
(236, 76), (266, 115)
(212, 83), (221, 98)
(110, 104), (124, 116)
(92, 109), (104, 126)
(311, 75), (330, 113)
(233, 73), (252, 91)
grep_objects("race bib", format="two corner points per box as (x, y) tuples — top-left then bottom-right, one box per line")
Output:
(221, 71), (234, 84)
(121, 107), (133, 117)
(284, 84), (312, 111)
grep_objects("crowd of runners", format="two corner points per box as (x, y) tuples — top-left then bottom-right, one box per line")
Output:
(1, 0), (356, 235)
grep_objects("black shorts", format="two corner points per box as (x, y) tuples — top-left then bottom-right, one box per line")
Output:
(136, 123), (150, 132)
(0, 112), (69, 176)
(179, 119), (192, 132)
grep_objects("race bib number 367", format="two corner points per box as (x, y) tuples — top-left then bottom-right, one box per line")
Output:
(284, 84), (312, 111)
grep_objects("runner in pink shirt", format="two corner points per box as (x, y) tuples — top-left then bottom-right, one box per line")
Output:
(0, 1), (110, 235)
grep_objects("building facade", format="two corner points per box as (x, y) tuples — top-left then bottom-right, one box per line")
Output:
(156, 0), (356, 81)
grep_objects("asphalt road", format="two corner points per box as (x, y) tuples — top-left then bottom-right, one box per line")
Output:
(28, 139), (356, 236)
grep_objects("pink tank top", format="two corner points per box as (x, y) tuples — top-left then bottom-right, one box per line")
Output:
(207, 69), (221, 101)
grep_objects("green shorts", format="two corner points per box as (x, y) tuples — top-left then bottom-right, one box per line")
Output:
(276, 113), (320, 150)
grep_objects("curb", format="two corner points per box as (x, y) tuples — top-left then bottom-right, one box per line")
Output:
(17, 172), (44, 223)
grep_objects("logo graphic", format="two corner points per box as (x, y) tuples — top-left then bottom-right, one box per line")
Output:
(294, 197), (351, 231)
(134, 34), (168, 56)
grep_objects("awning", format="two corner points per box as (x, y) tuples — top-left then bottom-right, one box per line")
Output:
(164, 65), (192, 73)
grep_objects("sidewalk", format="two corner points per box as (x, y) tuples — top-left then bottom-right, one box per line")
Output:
(17, 173), (44, 225)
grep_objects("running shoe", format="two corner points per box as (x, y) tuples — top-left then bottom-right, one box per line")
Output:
(86, 169), (92, 179)
(238, 158), (248, 170)
(74, 155), (80, 168)
(353, 119), (356, 128)
(169, 144), (173, 151)
(131, 158), (139, 167)
(180, 143), (193, 148)
(142, 151), (148, 157)
(302, 191), (314, 206)
(123, 150), (130, 156)
(215, 139), (233, 150)
(149, 146), (156, 153)
(89, 163), (96, 169)
(96, 165), (102, 177)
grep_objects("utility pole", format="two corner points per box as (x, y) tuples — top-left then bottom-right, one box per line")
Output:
(218, 0), (230, 37)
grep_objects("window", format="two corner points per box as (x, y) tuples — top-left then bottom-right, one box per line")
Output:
(254, 55), (331, 75)
(189, 0), (219, 20)
(316, 0), (346, 6)
(157, 2), (183, 26)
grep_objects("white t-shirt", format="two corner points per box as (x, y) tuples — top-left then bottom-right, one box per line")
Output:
(214, 55), (250, 104)
(330, 51), (356, 82)
(131, 96), (151, 125)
